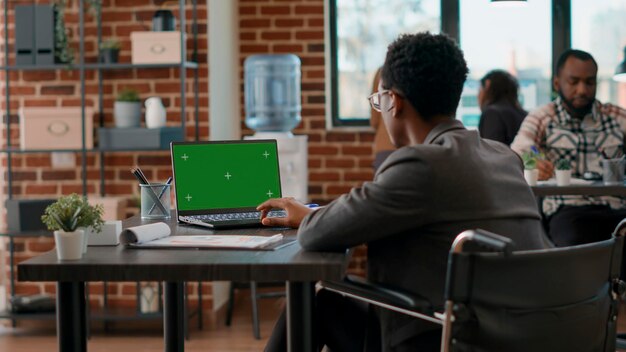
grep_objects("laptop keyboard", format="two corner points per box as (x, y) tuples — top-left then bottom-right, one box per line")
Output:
(194, 210), (286, 222)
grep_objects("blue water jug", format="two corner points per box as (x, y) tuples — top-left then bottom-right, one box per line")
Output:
(244, 54), (301, 132)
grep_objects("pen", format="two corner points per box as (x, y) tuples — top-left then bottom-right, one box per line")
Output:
(148, 176), (173, 215)
(306, 203), (320, 209)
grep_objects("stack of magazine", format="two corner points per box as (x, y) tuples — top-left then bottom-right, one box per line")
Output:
(120, 222), (291, 250)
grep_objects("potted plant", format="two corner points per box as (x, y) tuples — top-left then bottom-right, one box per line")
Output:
(41, 194), (104, 260)
(99, 38), (121, 64)
(522, 151), (538, 186)
(114, 88), (142, 128)
(555, 158), (572, 186)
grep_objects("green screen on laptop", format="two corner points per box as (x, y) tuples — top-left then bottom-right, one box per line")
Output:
(171, 141), (281, 212)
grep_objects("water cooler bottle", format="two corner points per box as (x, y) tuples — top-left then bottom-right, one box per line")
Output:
(243, 54), (308, 202)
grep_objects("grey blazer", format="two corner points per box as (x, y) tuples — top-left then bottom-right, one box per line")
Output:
(298, 120), (548, 351)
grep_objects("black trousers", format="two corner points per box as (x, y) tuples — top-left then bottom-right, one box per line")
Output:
(547, 205), (626, 247)
(264, 289), (372, 352)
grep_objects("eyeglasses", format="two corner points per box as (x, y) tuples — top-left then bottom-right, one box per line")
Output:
(367, 90), (392, 112)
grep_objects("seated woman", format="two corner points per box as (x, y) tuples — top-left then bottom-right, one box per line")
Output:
(477, 70), (527, 145)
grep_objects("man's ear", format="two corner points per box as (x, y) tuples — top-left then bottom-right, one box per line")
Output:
(553, 76), (559, 92)
(390, 92), (404, 118)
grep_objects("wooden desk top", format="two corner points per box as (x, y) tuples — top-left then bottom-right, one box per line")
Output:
(531, 182), (626, 197)
(18, 216), (351, 283)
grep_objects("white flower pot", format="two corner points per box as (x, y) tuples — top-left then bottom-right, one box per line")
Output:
(54, 229), (85, 261)
(555, 170), (571, 186)
(524, 169), (538, 186)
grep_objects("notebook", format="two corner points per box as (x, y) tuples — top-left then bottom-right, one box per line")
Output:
(170, 140), (284, 229)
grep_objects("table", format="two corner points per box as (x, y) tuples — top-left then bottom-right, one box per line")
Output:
(531, 182), (626, 197)
(17, 216), (352, 352)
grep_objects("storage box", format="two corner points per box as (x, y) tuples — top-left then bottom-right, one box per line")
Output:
(98, 127), (185, 150)
(19, 107), (94, 150)
(86, 220), (121, 246)
(131, 31), (183, 64)
(6, 199), (56, 232)
(88, 196), (127, 221)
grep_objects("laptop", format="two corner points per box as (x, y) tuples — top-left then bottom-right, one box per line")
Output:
(171, 140), (284, 229)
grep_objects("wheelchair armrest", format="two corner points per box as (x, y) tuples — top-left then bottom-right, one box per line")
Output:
(453, 229), (513, 255)
(320, 275), (433, 314)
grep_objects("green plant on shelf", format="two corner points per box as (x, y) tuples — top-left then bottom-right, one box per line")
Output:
(54, 0), (74, 64)
(556, 158), (571, 171)
(100, 38), (121, 50)
(41, 193), (104, 232)
(117, 88), (141, 102)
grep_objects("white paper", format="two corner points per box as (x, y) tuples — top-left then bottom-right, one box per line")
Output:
(119, 222), (171, 245)
(537, 178), (594, 186)
(131, 234), (284, 249)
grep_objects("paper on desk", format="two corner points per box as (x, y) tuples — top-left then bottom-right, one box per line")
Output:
(537, 178), (594, 186)
(132, 233), (285, 249)
(119, 222), (171, 245)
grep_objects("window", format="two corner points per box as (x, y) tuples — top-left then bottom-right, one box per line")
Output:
(328, 0), (440, 127)
(458, 0), (552, 129)
(572, 0), (626, 107)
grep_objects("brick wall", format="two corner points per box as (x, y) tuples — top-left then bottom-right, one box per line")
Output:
(1, 0), (371, 319)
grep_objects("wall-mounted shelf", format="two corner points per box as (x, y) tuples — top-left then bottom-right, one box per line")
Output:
(0, 61), (199, 71)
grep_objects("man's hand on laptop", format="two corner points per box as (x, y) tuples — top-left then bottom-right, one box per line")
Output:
(257, 197), (312, 228)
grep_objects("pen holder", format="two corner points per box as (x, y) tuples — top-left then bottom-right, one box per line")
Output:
(140, 183), (171, 220)
(602, 159), (626, 185)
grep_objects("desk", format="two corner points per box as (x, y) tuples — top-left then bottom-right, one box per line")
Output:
(17, 216), (352, 352)
(531, 182), (626, 197)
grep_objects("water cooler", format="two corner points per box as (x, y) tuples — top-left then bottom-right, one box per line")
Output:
(243, 54), (308, 202)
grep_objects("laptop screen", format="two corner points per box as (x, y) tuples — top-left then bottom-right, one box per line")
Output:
(171, 140), (282, 214)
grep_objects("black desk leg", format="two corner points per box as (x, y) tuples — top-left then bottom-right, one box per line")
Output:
(57, 282), (87, 352)
(164, 281), (185, 352)
(286, 281), (316, 352)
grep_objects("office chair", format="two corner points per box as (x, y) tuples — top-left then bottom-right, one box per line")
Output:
(321, 223), (626, 352)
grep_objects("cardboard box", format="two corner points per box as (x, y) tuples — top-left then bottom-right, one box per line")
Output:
(88, 196), (127, 221)
(98, 127), (184, 150)
(19, 107), (94, 150)
(131, 31), (183, 64)
(6, 199), (56, 232)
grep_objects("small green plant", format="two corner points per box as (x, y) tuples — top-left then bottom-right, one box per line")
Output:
(100, 38), (121, 50)
(117, 88), (140, 102)
(556, 158), (571, 171)
(521, 151), (537, 170)
(41, 194), (104, 233)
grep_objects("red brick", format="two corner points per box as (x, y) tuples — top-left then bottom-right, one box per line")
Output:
(342, 146), (372, 155)
(61, 184), (97, 194)
(9, 171), (37, 181)
(241, 19), (271, 28)
(326, 133), (356, 142)
(273, 44), (303, 53)
(14, 283), (41, 295)
(25, 184), (58, 195)
(22, 71), (56, 81)
(137, 155), (170, 166)
(262, 31), (292, 40)
(345, 172), (374, 182)
(275, 19), (304, 27)
(261, 5), (291, 15)
(309, 146), (339, 155)
(101, 11), (133, 22)
(2, 86), (36, 95)
(310, 171), (340, 181)
(295, 5), (324, 15)
(23, 100), (57, 107)
(326, 159), (355, 168)
(25, 155), (52, 167)
(240, 6), (257, 15)
(241, 44), (270, 53)
(327, 185), (353, 195)
(41, 170), (76, 181)
(295, 30), (324, 40)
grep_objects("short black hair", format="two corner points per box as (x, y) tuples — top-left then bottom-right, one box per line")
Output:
(555, 49), (598, 76)
(381, 32), (468, 120)
(480, 69), (520, 107)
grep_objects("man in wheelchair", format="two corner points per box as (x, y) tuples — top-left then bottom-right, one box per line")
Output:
(258, 32), (550, 351)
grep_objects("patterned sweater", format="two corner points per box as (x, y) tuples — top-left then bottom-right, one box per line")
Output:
(511, 97), (626, 215)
